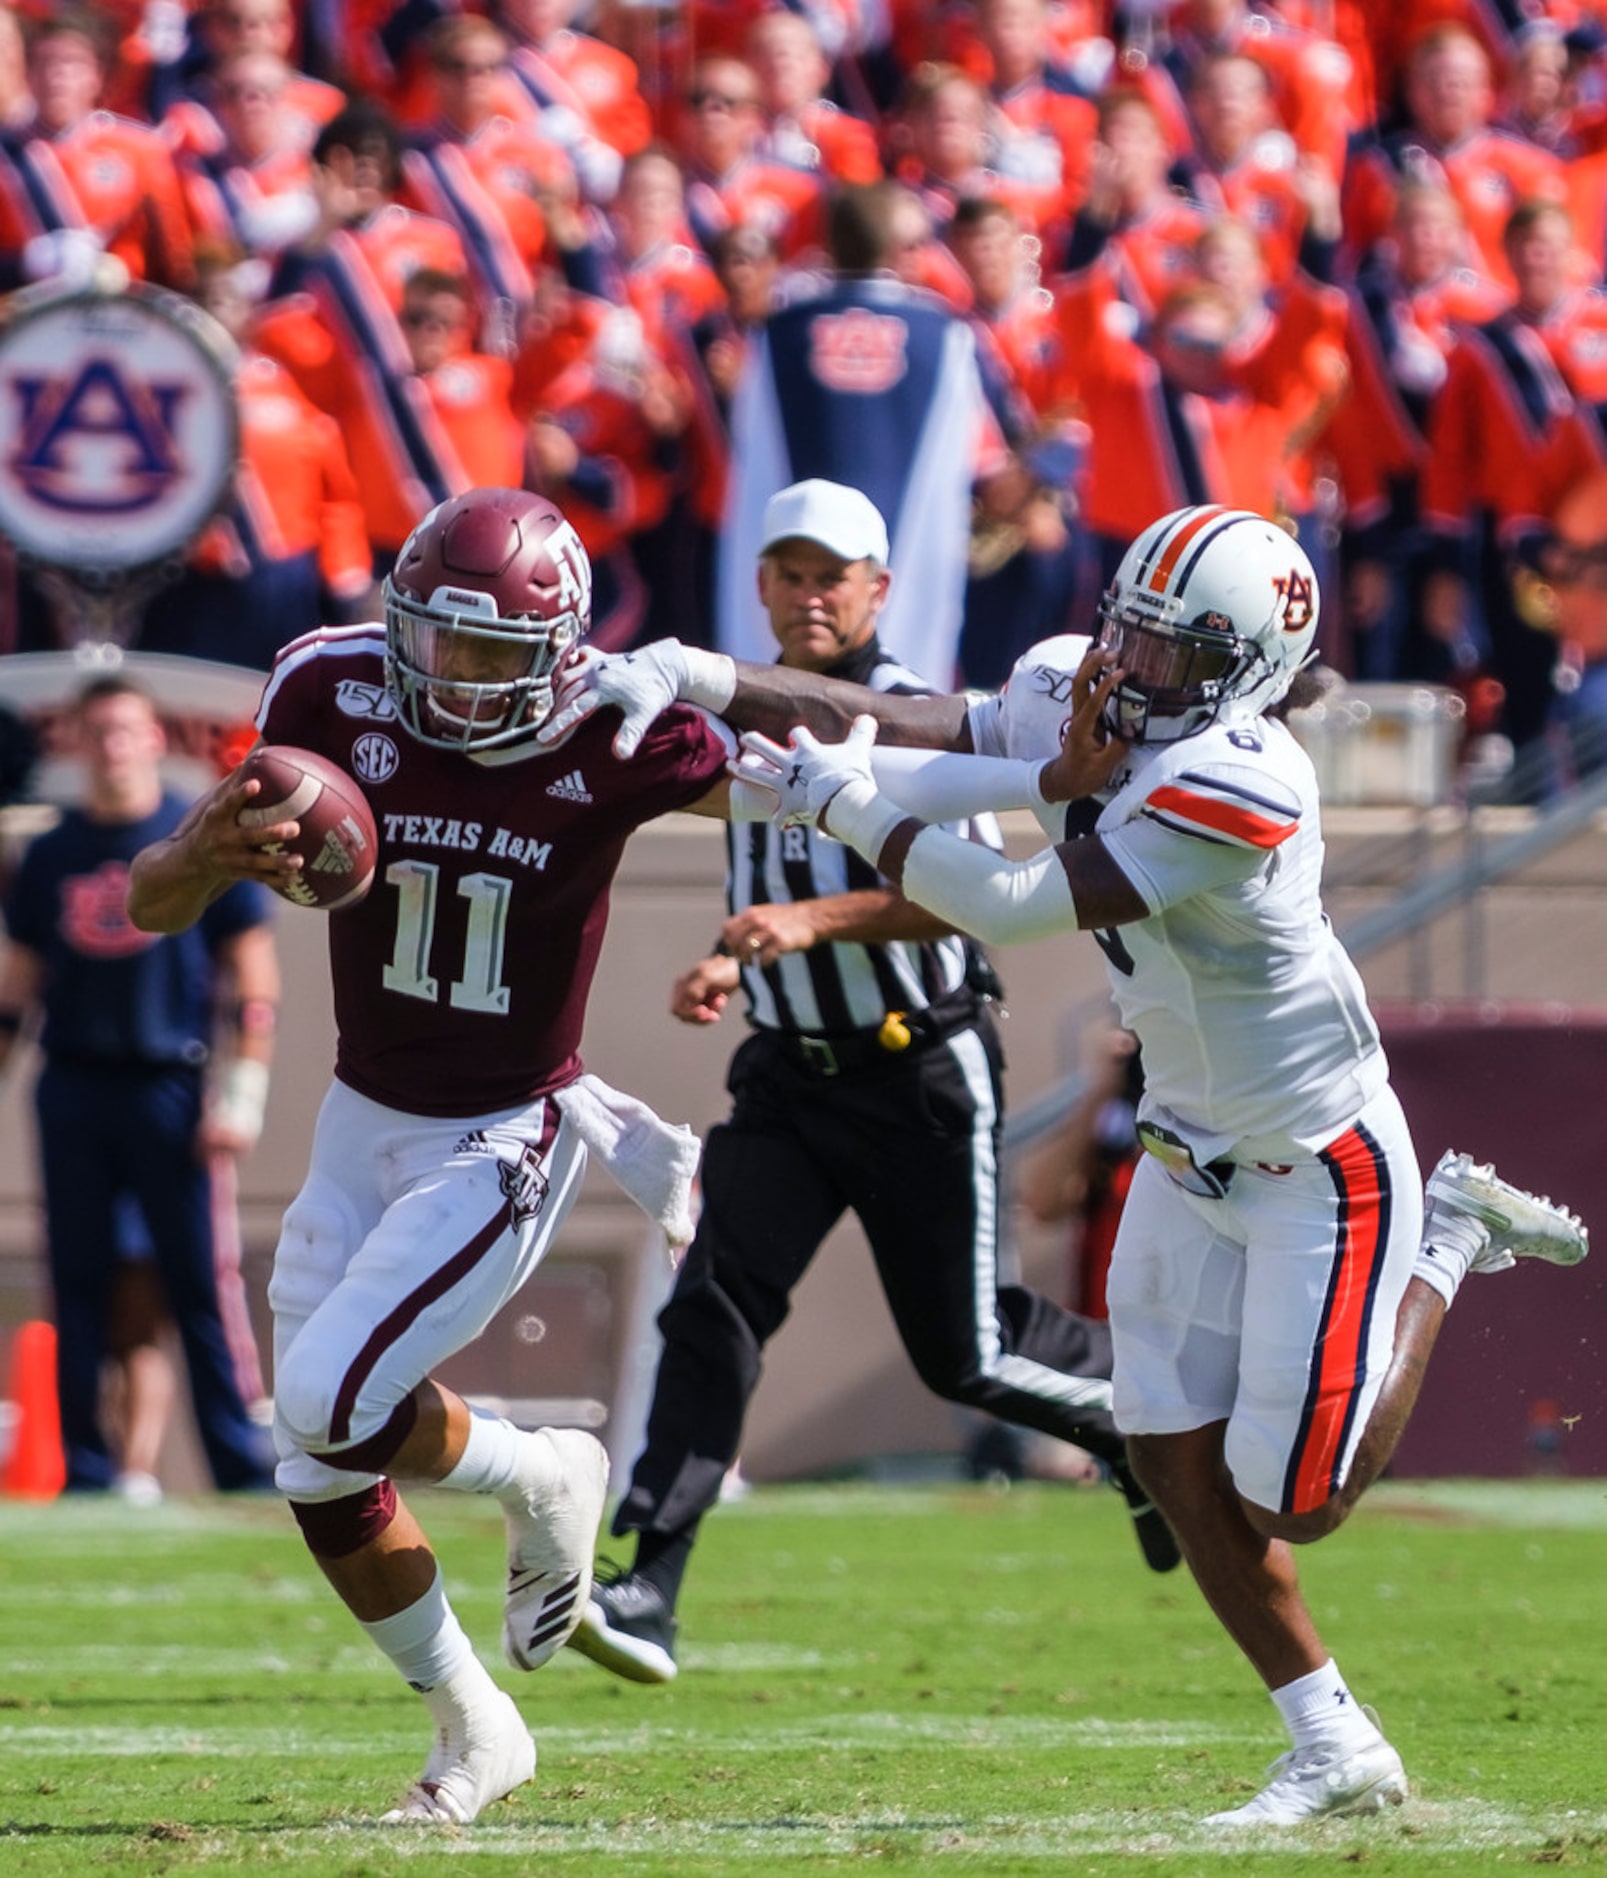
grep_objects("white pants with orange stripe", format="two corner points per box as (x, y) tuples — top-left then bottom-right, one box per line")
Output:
(267, 1080), (588, 1503)
(1107, 1085), (1421, 1516)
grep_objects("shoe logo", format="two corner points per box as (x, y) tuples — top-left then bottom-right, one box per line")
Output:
(546, 769), (592, 804)
(508, 1568), (584, 1661)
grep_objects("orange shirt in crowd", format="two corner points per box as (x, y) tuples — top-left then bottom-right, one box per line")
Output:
(190, 348), (372, 602)
(1422, 313), (1601, 547)
(1343, 130), (1567, 287)
(501, 32), (654, 161)
(0, 110), (195, 288)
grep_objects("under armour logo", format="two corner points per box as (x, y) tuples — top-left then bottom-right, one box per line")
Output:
(789, 763), (804, 789)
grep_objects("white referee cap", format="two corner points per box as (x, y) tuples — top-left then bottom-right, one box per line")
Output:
(760, 480), (890, 565)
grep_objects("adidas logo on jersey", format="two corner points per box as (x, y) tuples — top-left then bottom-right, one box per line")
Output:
(546, 770), (592, 804)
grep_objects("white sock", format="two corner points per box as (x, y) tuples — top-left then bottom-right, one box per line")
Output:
(438, 1409), (528, 1500)
(1414, 1206), (1486, 1307)
(1272, 1659), (1379, 1753)
(359, 1565), (478, 1694)
(420, 1654), (508, 1739)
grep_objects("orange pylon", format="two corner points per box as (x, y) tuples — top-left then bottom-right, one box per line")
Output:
(1, 1320), (66, 1499)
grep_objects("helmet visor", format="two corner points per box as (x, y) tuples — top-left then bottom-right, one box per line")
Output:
(1099, 611), (1241, 713)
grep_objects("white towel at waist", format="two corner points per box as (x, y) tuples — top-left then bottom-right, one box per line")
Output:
(552, 1073), (702, 1249)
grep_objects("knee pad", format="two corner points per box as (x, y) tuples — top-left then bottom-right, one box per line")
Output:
(273, 1335), (345, 1454)
(275, 1338), (418, 1470)
(268, 1194), (360, 1323)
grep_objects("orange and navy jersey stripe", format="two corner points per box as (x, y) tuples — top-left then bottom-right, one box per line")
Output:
(1282, 1122), (1395, 1515)
(1142, 774), (1302, 850)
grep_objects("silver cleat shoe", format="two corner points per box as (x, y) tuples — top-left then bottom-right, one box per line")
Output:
(1205, 1727), (1407, 1827)
(1425, 1152), (1588, 1273)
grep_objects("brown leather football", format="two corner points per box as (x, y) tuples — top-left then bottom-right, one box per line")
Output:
(235, 745), (377, 912)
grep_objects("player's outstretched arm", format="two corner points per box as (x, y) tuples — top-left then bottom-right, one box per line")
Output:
(128, 764), (305, 934)
(740, 716), (1147, 947)
(538, 641), (972, 759)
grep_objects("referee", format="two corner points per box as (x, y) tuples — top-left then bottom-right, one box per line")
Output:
(570, 481), (1178, 1686)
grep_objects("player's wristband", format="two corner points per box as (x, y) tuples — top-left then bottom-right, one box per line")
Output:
(680, 647), (737, 714)
(210, 1057), (270, 1143)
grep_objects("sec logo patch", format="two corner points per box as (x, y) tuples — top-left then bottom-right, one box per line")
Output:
(353, 732), (399, 783)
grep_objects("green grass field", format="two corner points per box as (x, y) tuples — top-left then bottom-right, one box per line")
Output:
(2, 1476), (1605, 1876)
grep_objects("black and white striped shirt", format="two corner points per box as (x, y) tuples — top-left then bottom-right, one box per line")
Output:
(727, 640), (991, 1036)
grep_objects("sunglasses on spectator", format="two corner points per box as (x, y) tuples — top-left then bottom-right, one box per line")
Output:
(438, 57), (502, 77)
(689, 89), (758, 111)
(401, 307), (467, 330)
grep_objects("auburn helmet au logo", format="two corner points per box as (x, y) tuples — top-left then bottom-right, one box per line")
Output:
(1273, 569), (1315, 631)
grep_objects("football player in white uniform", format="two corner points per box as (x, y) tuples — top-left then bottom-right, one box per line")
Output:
(542, 504), (1588, 1827)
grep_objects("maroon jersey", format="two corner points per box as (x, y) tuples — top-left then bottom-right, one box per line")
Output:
(254, 625), (728, 1116)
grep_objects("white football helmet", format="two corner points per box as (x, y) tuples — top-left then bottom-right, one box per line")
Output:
(1097, 506), (1320, 744)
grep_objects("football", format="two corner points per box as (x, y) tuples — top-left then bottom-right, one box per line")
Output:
(235, 745), (378, 912)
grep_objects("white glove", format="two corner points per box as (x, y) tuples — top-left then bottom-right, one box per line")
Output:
(736, 717), (878, 826)
(537, 641), (737, 758)
(724, 746), (793, 821)
(735, 717), (909, 863)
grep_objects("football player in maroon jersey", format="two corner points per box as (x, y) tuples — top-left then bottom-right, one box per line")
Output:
(127, 488), (735, 1825)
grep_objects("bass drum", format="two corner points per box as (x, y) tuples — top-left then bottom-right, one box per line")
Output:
(0, 281), (238, 579)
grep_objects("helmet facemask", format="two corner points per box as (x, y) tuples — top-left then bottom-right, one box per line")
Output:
(384, 581), (581, 753)
(1097, 587), (1264, 744)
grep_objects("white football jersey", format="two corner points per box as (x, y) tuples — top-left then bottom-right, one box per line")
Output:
(970, 638), (1386, 1158)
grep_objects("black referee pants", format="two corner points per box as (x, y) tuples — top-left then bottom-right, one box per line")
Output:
(613, 1016), (1119, 1541)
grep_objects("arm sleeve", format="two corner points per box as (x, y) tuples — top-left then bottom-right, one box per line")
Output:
(899, 827), (1081, 946)
(868, 747), (1046, 819)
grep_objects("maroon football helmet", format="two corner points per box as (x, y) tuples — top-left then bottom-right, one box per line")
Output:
(383, 488), (593, 751)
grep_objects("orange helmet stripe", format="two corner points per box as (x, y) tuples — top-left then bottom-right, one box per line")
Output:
(1146, 505), (1231, 594)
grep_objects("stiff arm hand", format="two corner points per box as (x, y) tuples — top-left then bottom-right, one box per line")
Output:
(538, 642), (738, 757)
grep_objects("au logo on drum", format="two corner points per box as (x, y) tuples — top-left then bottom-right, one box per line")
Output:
(0, 285), (236, 578)
(7, 356), (190, 514)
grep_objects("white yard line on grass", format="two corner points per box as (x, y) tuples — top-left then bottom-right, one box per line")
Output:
(106, 1800), (1607, 1863)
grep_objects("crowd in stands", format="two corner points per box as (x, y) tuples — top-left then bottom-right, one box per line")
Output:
(5, 0), (1607, 796)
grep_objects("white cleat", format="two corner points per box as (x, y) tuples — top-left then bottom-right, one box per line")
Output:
(381, 1690), (536, 1825)
(1204, 1731), (1407, 1827)
(502, 1427), (610, 1673)
(1426, 1152), (1589, 1273)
